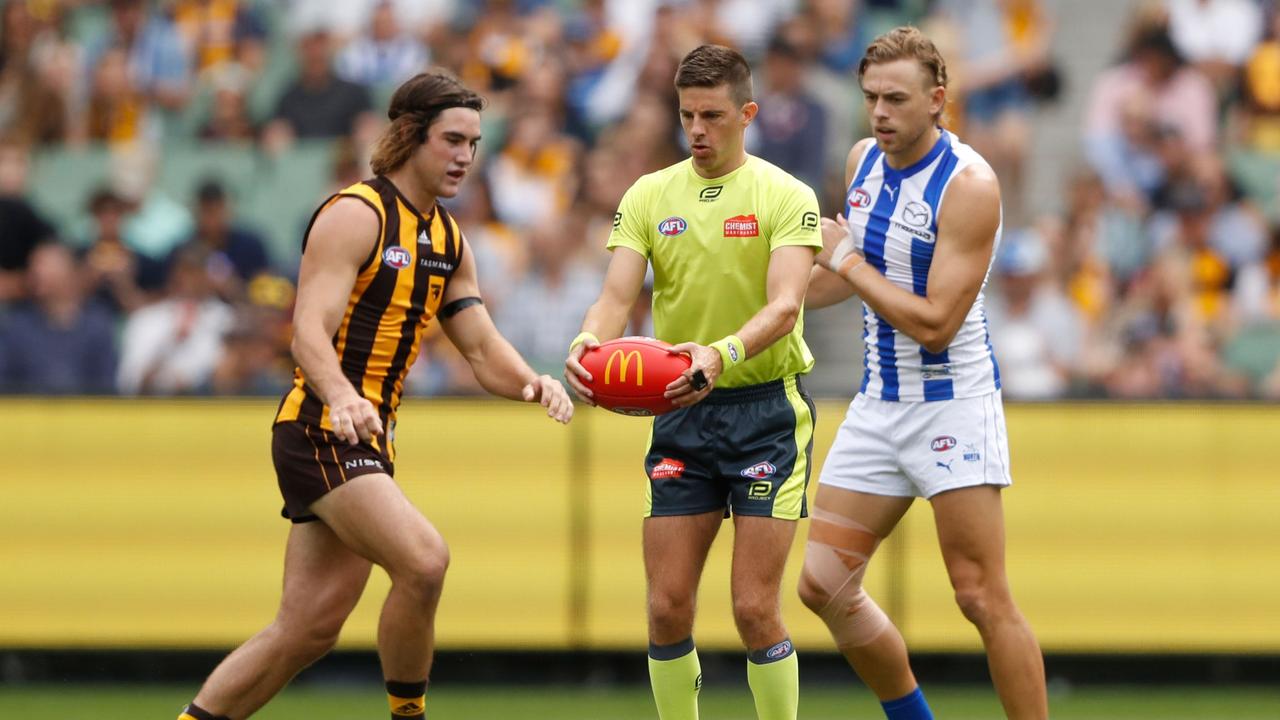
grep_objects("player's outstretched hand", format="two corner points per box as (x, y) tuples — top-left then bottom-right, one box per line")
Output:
(664, 341), (721, 408)
(523, 374), (575, 424)
(328, 391), (383, 445)
(563, 336), (600, 406)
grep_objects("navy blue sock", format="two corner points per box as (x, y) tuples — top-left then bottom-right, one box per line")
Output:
(881, 687), (933, 720)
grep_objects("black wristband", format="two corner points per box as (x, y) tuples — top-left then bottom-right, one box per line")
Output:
(439, 296), (483, 319)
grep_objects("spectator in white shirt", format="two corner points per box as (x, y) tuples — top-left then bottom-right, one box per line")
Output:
(117, 245), (234, 395)
(335, 0), (431, 88)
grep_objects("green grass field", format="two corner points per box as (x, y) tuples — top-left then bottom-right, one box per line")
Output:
(1, 685), (1276, 719)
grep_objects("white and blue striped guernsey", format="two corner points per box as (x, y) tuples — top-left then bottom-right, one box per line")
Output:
(844, 129), (1001, 402)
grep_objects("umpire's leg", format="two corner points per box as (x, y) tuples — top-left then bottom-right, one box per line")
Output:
(644, 511), (722, 720)
(732, 515), (800, 720)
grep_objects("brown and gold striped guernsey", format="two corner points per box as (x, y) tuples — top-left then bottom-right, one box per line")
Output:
(275, 176), (463, 456)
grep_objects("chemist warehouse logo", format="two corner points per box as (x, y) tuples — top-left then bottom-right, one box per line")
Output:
(724, 214), (759, 237)
(651, 458), (686, 479)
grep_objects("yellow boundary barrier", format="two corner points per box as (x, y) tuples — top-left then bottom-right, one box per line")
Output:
(1, 399), (1276, 652)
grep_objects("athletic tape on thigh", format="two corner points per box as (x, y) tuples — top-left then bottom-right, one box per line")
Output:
(802, 507), (892, 648)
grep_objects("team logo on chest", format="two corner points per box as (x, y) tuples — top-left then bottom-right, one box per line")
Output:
(658, 217), (688, 236)
(724, 214), (759, 237)
(382, 246), (412, 269)
(848, 187), (871, 210)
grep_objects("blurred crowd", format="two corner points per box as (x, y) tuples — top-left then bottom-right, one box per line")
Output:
(0, 0), (1278, 400)
(992, 0), (1280, 400)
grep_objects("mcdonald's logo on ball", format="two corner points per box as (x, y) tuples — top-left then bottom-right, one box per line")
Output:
(605, 349), (644, 386)
(579, 337), (692, 416)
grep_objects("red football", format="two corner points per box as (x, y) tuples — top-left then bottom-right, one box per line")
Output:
(580, 337), (692, 416)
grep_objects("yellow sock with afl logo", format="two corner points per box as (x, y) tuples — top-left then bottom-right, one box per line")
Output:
(746, 638), (799, 720)
(387, 679), (427, 719)
(648, 637), (702, 720)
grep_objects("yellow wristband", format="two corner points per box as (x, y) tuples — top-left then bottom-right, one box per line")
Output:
(709, 335), (745, 370)
(569, 331), (599, 352)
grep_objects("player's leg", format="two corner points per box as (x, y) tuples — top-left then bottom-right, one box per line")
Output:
(180, 520), (372, 720)
(644, 510), (723, 720)
(311, 473), (450, 720)
(931, 485), (1047, 720)
(798, 485), (917, 697)
(728, 514), (799, 720)
(797, 393), (934, 719)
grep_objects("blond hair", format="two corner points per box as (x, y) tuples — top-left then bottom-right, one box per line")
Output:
(858, 26), (949, 123)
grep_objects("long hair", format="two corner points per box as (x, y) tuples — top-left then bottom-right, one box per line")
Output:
(858, 26), (949, 124)
(369, 71), (485, 176)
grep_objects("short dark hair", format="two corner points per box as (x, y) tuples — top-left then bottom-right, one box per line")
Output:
(370, 71), (486, 176)
(1130, 27), (1180, 64)
(674, 44), (753, 106)
(196, 177), (227, 204)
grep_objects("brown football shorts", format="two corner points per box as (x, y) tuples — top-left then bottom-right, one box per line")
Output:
(272, 421), (394, 523)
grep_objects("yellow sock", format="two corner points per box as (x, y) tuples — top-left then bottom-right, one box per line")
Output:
(746, 639), (799, 720)
(648, 637), (702, 720)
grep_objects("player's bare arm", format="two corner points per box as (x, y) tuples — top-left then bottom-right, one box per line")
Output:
(807, 139), (876, 310)
(441, 236), (573, 424)
(563, 246), (648, 403)
(821, 163), (1001, 353)
(291, 197), (384, 445)
(666, 244), (815, 407)
(806, 256), (859, 310)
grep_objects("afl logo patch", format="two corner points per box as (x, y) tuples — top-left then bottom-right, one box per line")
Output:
(383, 247), (412, 269)
(931, 436), (957, 452)
(658, 217), (688, 236)
(740, 461), (777, 480)
(849, 187), (872, 209)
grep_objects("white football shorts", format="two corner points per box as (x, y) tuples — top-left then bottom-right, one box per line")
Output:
(818, 390), (1012, 499)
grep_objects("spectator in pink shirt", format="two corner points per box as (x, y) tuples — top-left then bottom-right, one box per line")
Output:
(1083, 27), (1217, 205)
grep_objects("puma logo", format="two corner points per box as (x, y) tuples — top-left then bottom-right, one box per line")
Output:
(936, 460), (953, 473)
